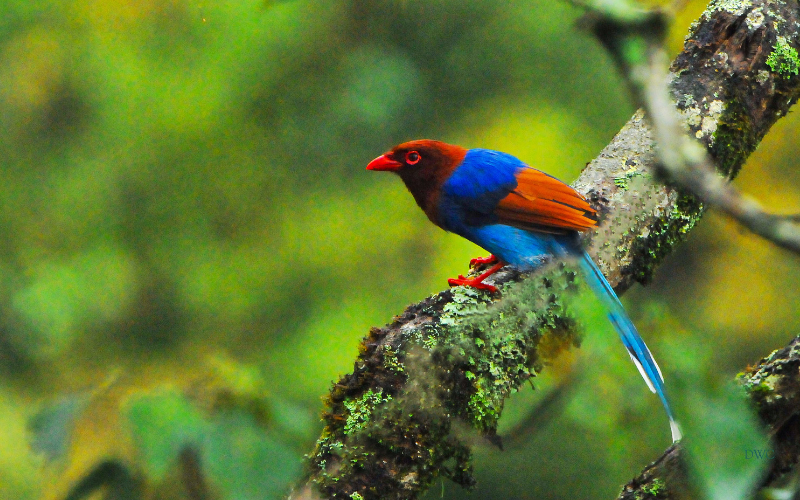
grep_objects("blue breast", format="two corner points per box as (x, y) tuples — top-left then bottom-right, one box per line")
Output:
(467, 224), (559, 268)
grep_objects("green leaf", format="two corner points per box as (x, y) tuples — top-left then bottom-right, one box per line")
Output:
(28, 392), (92, 462)
(204, 410), (301, 500)
(125, 389), (207, 481)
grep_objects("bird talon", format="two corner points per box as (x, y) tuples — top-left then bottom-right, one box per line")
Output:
(470, 254), (498, 268)
(447, 277), (499, 294)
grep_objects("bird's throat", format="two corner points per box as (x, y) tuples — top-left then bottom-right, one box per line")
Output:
(398, 169), (445, 226)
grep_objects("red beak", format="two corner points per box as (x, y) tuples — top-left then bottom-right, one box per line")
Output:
(366, 154), (402, 171)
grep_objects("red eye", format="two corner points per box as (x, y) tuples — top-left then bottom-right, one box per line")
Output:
(406, 151), (421, 165)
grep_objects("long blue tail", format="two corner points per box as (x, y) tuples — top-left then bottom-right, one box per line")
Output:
(578, 251), (681, 442)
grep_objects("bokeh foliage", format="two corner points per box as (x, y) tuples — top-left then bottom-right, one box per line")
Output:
(0, 0), (798, 499)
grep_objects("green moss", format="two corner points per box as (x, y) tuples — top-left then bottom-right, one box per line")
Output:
(312, 431), (344, 467)
(749, 381), (774, 394)
(422, 331), (441, 350)
(435, 265), (579, 430)
(766, 37), (799, 79)
(628, 194), (703, 284)
(350, 493), (364, 500)
(343, 389), (392, 435)
(642, 477), (666, 496)
(466, 378), (506, 429)
(710, 95), (757, 179)
(382, 345), (405, 373)
(740, 372), (778, 395)
(440, 286), (492, 326)
(614, 167), (643, 190)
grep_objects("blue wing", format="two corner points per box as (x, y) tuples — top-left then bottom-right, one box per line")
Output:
(438, 149), (559, 267)
(438, 148), (597, 237)
(442, 149), (521, 209)
(438, 149), (522, 232)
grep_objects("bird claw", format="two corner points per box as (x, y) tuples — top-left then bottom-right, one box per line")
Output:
(470, 254), (498, 268)
(447, 277), (498, 293)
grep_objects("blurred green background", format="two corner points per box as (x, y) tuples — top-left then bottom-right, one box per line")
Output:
(1, 1), (798, 499)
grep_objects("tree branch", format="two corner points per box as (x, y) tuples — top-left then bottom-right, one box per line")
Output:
(289, 0), (800, 498)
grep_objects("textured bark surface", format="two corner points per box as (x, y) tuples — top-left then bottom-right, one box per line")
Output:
(290, 0), (800, 498)
(671, 0), (800, 180)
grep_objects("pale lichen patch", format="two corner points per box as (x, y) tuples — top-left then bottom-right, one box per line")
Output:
(688, 99), (725, 144)
(613, 167), (644, 190)
(706, 0), (752, 17)
(746, 7), (764, 30)
(708, 99), (724, 115)
(685, 108), (702, 127)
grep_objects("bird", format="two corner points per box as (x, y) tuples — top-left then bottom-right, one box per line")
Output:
(367, 139), (681, 442)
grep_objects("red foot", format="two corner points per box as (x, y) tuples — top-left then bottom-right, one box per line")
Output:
(447, 261), (506, 294)
(470, 254), (498, 268)
(448, 276), (498, 293)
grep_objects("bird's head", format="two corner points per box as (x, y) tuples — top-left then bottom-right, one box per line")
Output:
(366, 139), (468, 223)
(366, 139), (467, 175)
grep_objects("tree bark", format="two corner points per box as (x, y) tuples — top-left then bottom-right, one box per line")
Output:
(289, 0), (800, 498)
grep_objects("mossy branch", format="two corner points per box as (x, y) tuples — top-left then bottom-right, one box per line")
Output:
(289, 0), (800, 498)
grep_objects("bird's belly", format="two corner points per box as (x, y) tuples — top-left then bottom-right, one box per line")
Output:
(460, 224), (560, 270)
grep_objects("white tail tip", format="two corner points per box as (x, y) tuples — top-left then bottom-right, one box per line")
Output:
(670, 419), (683, 443)
(627, 352), (657, 393)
